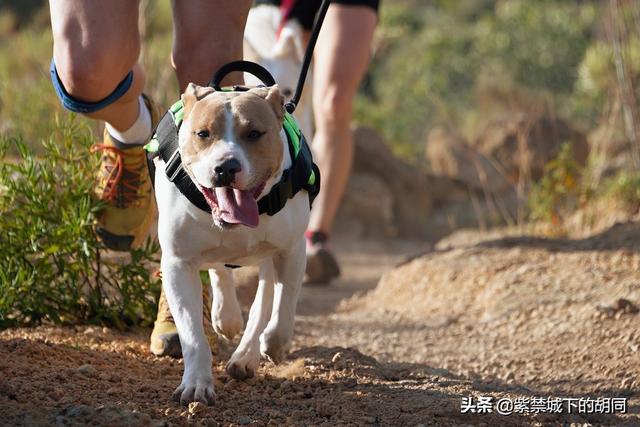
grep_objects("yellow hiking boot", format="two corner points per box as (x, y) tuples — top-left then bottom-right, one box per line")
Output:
(91, 94), (160, 251)
(150, 283), (218, 358)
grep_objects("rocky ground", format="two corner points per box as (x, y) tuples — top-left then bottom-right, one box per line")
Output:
(1, 225), (640, 426)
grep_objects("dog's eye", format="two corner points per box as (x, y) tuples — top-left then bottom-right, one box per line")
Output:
(246, 130), (265, 141)
(196, 130), (210, 138)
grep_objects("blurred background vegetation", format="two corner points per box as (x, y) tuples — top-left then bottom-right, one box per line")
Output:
(2, 0), (640, 325)
(0, 0), (621, 155)
(0, 0), (636, 159)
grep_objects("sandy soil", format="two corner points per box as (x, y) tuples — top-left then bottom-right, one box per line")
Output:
(1, 228), (639, 426)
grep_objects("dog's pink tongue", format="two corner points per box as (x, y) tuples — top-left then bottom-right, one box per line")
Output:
(214, 187), (259, 228)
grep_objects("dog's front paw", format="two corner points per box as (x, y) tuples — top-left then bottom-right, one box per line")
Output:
(211, 297), (244, 340)
(172, 376), (215, 406)
(226, 347), (260, 380)
(260, 329), (291, 364)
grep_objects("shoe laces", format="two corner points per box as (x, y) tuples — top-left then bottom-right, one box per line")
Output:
(91, 143), (146, 208)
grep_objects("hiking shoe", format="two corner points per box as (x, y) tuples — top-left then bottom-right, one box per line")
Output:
(150, 281), (217, 358)
(304, 231), (340, 285)
(91, 94), (160, 251)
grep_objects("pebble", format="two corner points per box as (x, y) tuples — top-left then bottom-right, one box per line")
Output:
(188, 401), (207, 416)
(77, 365), (95, 376)
(315, 402), (332, 418)
(238, 416), (251, 425)
(343, 378), (357, 388)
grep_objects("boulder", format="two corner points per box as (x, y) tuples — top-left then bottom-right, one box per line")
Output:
(472, 113), (589, 182)
(425, 127), (510, 194)
(333, 172), (396, 238)
(335, 126), (433, 238)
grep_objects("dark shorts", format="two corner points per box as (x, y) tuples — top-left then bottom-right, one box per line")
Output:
(254, 0), (379, 31)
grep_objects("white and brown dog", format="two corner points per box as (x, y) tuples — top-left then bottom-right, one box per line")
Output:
(154, 83), (310, 405)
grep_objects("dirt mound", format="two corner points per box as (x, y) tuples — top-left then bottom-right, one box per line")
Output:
(350, 225), (640, 422)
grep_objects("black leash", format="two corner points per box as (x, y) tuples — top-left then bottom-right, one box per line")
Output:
(285, 0), (331, 114)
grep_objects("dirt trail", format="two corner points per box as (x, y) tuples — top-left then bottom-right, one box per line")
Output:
(1, 230), (640, 426)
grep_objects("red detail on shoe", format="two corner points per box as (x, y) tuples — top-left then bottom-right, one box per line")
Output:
(305, 230), (329, 244)
(91, 143), (144, 207)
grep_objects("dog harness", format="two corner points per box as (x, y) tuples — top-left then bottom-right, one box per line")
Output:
(145, 98), (320, 217)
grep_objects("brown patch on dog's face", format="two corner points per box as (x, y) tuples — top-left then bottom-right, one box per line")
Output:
(179, 83), (285, 191)
(181, 83), (216, 118)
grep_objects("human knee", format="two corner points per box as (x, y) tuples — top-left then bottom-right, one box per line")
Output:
(172, 41), (240, 87)
(53, 40), (139, 101)
(315, 86), (354, 129)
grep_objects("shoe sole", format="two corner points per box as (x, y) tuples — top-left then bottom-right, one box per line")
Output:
(150, 332), (183, 358)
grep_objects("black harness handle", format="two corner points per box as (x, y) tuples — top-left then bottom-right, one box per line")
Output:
(209, 60), (276, 90)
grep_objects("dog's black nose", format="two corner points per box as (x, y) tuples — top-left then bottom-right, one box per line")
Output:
(213, 158), (241, 187)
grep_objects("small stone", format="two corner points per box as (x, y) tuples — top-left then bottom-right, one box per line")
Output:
(613, 298), (639, 314)
(343, 378), (357, 388)
(188, 401), (207, 416)
(77, 365), (95, 376)
(360, 416), (376, 424)
(238, 416), (251, 425)
(315, 402), (332, 418)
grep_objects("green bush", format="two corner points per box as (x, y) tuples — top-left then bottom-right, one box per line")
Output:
(528, 142), (583, 226)
(602, 171), (640, 212)
(0, 118), (161, 329)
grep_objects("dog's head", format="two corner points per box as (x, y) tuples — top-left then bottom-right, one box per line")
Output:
(178, 83), (285, 229)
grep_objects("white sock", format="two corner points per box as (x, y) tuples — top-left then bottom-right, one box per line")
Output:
(105, 96), (152, 145)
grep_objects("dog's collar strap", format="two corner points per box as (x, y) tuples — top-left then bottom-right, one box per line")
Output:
(146, 100), (320, 217)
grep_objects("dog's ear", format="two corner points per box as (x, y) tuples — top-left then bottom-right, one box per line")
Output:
(251, 85), (285, 122)
(275, 22), (306, 62)
(182, 83), (215, 117)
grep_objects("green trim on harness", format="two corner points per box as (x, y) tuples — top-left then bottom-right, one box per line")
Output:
(144, 100), (183, 153)
(283, 113), (315, 186)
